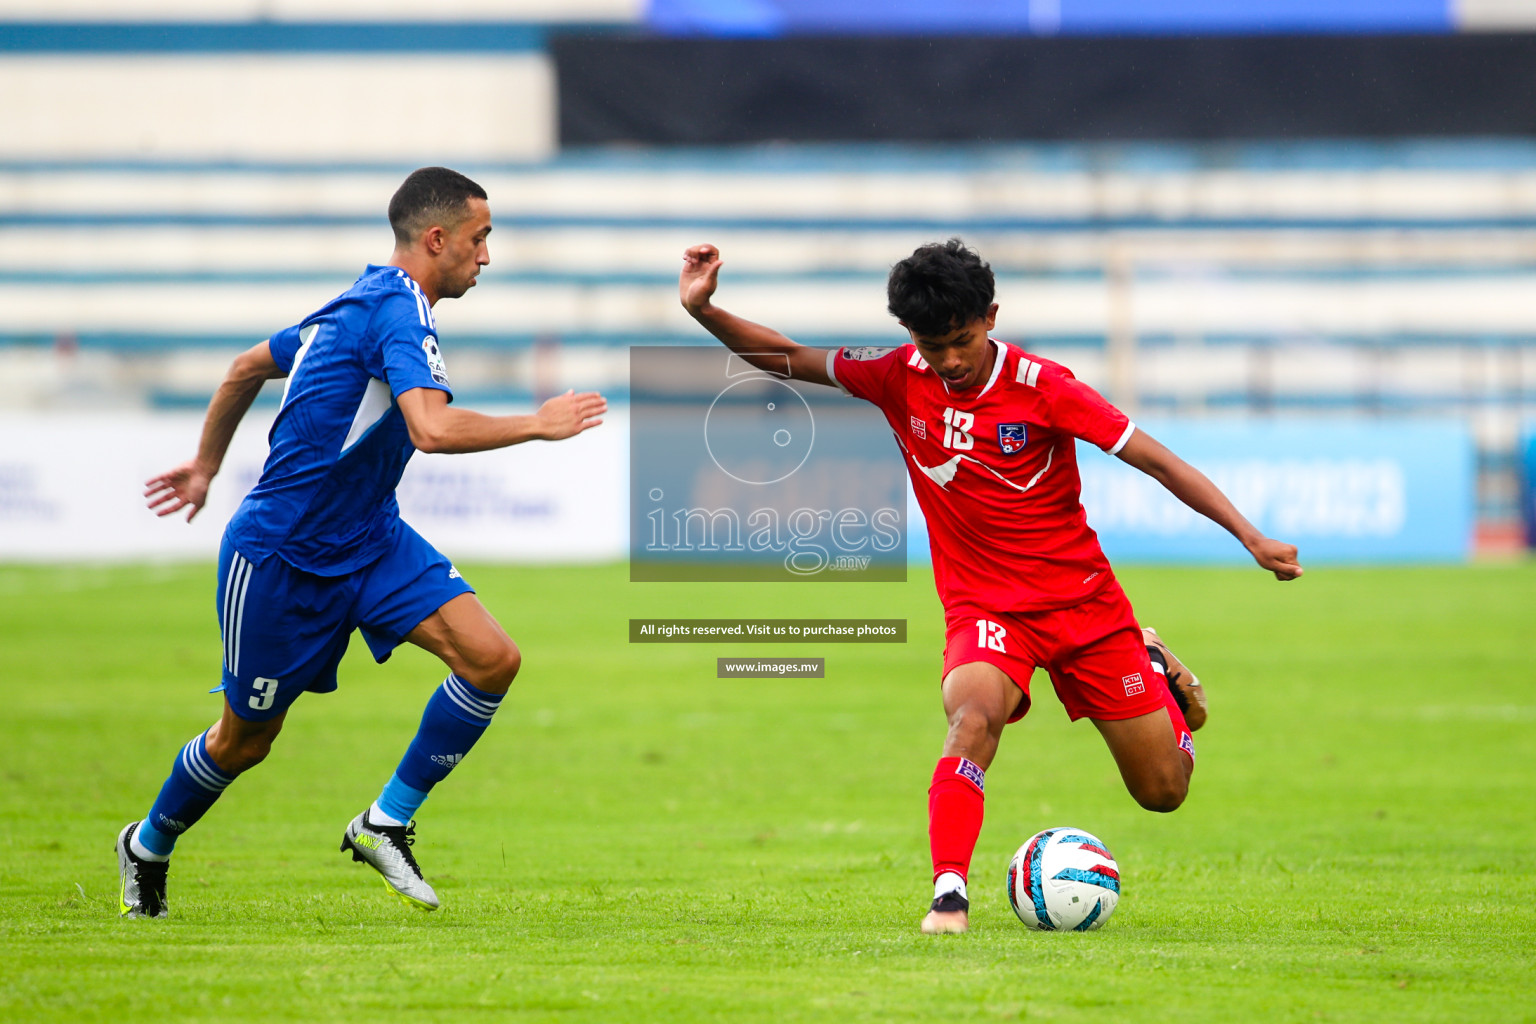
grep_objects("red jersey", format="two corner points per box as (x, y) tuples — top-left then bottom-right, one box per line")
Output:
(828, 340), (1135, 612)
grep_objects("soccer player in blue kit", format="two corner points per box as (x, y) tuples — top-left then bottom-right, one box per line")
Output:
(117, 167), (607, 918)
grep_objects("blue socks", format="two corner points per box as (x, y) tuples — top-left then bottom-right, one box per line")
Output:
(132, 676), (503, 857)
(374, 674), (503, 825)
(135, 731), (237, 859)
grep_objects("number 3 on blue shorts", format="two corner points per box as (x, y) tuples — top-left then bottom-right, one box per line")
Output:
(249, 677), (280, 711)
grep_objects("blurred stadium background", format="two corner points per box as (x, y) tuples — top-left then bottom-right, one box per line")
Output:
(3, 0), (1536, 565)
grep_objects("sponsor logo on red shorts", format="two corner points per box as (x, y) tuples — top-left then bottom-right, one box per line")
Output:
(1122, 672), (1145, 696)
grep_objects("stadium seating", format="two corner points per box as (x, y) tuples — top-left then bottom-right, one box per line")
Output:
(1, 7), (1531, 536)
(5, 149), (1535, 412)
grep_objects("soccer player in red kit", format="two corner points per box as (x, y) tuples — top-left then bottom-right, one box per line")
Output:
(679, 239), (1303, 934)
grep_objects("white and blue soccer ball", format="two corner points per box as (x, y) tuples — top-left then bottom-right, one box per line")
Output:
(1007, 827), (1121, 931)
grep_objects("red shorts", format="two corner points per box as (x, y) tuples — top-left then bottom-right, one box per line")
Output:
(942, 579), (1163, 724)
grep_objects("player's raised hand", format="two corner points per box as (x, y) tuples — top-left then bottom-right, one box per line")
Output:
(536, 389), (607, 441)
(679, 244), (724, 316)
(1248, 537), (1303, 581)
(145, 459), (214, 522)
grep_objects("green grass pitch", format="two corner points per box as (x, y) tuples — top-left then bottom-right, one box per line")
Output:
(1, 561), (1533, 1022)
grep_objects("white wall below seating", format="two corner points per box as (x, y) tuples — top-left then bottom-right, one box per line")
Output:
(1458, 0), (1536, 29)
(0, 409), (627, 562)
(0, 1), (641, 21)
(0, 55), (555, 162)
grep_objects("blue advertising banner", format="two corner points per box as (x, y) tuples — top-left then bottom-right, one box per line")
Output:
(649, 0), (1450, 36)
(908, 418), (1473, 564)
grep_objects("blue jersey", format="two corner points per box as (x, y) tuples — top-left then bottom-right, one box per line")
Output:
(226, 265), (452, 576)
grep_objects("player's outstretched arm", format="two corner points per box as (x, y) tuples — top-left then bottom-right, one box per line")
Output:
(680, 244), (834, 385)
(398, 387), (606, 455)
(1117, 428), (1304, 581)
(145, 340), (285, 522)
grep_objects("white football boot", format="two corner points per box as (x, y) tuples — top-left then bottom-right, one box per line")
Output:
(116, 822), (169, 919)
(340, 810), (440, 911)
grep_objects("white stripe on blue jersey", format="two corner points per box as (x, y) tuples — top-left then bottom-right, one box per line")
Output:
(340, 377), (394, 455)
(396, 269), (436, 330)
(406, 274), (436, 331)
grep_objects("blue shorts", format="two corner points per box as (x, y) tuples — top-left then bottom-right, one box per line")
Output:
(216, 520), (475, 721)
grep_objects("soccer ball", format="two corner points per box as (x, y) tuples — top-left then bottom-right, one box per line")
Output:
(1006, 827), (1121, 931)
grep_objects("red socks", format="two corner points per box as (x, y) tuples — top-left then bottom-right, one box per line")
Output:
(928, 756), (986, 882)
(1148, 649), (1196, 763)
(1153, 669), (1196, 763)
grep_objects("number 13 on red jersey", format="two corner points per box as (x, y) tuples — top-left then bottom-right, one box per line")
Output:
(977, 618), (1007, 652)
(942, 408), (975, 450)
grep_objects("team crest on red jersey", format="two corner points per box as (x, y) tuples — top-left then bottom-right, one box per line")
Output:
(998, 423), (1027, 454)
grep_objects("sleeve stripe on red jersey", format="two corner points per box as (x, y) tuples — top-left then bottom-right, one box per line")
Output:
(1015, 358), (1043, 388)
(1108, 421), (1136, 455)
(826, 348), (850, 395)
(907, 349), (928, 370)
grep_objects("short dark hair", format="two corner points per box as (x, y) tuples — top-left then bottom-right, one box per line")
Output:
(388, 166), (488, 245)
(886, 239), (995, 337)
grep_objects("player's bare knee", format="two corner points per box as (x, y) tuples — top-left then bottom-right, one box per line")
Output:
(461, 637), (521, 693)
(944, 707), (981, 743)
(1134, 790), (1186, 814)
(208, 725), (280, 774)
(233, 735), (277, 772)
(1131, 772), (1188, 813)
(491, 639), (522, 687)
(943, 704), (1002, 761)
